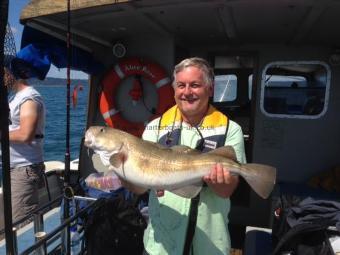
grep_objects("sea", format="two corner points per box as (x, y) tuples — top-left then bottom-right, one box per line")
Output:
(36, 84), (89, 162)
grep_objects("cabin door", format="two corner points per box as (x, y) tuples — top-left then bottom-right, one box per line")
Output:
(212, 54), (257, 161)
(211, 54), (258, 210)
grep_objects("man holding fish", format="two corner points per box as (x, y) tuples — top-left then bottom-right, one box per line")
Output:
(142, 57), (246, 255)
(85, 57), (276, 254)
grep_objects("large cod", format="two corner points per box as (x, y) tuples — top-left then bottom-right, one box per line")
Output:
(84, 126), (276, 199)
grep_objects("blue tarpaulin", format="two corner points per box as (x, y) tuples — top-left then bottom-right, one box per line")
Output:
(12, 26), (104, 80)
(11, 43), (51, 80)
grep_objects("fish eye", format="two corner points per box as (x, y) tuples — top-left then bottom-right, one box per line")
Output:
(100, 128), (104, 132)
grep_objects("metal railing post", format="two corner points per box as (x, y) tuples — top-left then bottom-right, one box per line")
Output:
(34, 212), (44, 234)
(34, 231), (47, 255)
(12, 227), (18, 255)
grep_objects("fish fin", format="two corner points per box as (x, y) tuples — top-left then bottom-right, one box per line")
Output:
(108, 165), (116, 171)
(208, 146), (237, 161)
(241, 163), (277, 199)
(109, 152), (126, 168)
(91, 153), (110, 172)
(171, 145), (200, 154)
(170, 184), (202, 198)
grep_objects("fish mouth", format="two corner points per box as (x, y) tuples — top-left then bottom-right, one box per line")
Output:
(84, 130), (96, 148)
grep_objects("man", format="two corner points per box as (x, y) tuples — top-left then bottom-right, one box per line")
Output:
(3, 66), (46, 223)
(142, 57), (246, 254)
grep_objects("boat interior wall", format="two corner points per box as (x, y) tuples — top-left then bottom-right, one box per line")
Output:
(99, 37), (174, 123)
(208, 47), (339, 229)
(249, 48), (338, 184)
(119, 36), (175, 74)
(79, 37), (175, 178)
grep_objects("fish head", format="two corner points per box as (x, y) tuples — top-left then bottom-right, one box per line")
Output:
(84, 126), (125, 151)
(84, 126), (126, 166)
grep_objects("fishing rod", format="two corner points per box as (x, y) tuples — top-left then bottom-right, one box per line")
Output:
(62, 0), (72, 254)
(0, 1), (16, 254)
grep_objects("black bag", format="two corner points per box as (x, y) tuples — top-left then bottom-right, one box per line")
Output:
(272, 194), (303, 246)
(271, 195), (336, 255)
(272, 221), (334, 255)
(84, 193), (147, 255)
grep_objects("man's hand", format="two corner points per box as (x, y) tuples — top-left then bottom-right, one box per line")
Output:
(156, 190), (164, 197)
(203, 163), (239, 198)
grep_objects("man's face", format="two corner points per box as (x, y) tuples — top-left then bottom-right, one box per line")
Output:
(174, 66), (212, 119)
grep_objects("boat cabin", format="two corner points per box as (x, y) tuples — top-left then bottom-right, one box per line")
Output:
(3, 0), (340, 253)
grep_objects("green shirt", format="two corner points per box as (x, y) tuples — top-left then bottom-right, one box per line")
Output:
(142, 118), (246, 255)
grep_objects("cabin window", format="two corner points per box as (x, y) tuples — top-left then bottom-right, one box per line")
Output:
(260, 61), (330, 118)
(213, 74), (237, 102)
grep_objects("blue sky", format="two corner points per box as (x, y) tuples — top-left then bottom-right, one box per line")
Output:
(8, 0), (88, 79)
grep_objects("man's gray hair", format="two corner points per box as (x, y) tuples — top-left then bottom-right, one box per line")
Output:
(173, 57), (214, 87)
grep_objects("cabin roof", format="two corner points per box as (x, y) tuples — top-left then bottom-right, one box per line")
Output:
(20, 0), (340, 50)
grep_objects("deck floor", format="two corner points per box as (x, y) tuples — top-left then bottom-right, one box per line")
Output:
(231, 248), (243, 255)
(0, 207), (61, 254)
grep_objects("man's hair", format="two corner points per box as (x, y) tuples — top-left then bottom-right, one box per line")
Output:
(3, 67), (16, 88)
(4, 54), (15, 69)
(173, 57), (214, 87)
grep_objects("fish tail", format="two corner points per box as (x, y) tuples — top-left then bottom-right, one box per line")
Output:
(240, 163), (277, 199)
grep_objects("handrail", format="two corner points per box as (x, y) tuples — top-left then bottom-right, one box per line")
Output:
(20, 200), (95, 255)
(1, 3), (15, 252)
(0, 195), (63, 235)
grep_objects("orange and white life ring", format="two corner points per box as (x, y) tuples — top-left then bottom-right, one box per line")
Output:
(99, 57), (174, 137)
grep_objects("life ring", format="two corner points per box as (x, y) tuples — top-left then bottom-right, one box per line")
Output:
(99, 57), (174, 137)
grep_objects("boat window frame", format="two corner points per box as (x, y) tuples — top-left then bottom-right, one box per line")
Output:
(260, 60), (331, 119)
(213, 74), (238, 103)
